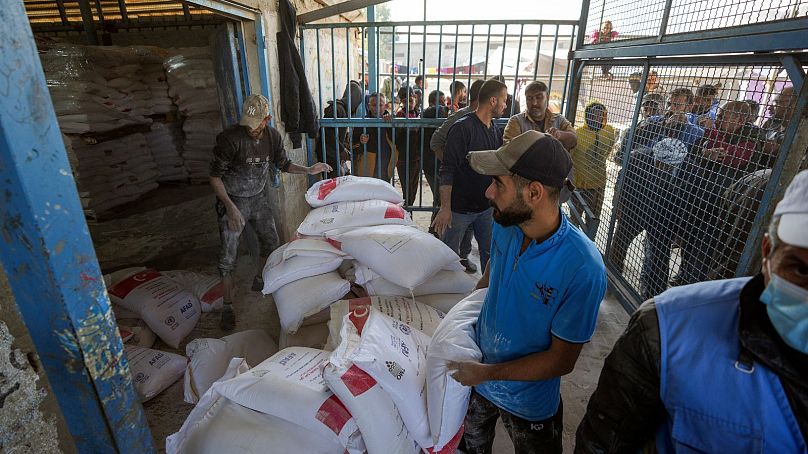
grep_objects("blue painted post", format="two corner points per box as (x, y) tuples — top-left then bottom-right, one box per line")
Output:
(0, 3), (154, 452)
(368, 6), (378, 93)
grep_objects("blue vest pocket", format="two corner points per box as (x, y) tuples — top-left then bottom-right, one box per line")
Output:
(670, 409), (763, 454)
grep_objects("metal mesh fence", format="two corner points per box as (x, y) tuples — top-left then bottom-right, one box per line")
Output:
(571, 62), (801, 300)
(666, 0), (808, 34)
(584, 0), (666, 44)
(584, 0), (808, 45)
(301, 20), (577, 211)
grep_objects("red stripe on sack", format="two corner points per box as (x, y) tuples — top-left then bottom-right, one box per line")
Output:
(326, 238), (342, 250)
(340, 364), (377, 397)
(201, 282), (224, 305)
(318, 178), (339, 200)
(384, 203), (406, 219)
(426, 425), (465, 454)
(315, 395), (352, 436)
(349, 307), (370, 335)
(109, 269), (161, 298)
(348, 297), (372, 311)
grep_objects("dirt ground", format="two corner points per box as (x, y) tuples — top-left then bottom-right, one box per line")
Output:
(141, 183), (630, 453)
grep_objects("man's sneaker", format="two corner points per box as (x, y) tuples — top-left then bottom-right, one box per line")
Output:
(251, 275), (264, 292)
(460, 258), (478, 273)
(219, 304), (236, 331)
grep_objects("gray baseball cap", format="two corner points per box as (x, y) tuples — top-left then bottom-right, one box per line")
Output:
(468, 130), (573, 189)
(239, 94), (270, 130)
(774, 169), (808, 248)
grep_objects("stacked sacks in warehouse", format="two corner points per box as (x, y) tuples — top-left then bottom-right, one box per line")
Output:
(63, 133), (160, 218)
(40, 44), (155, 135)
(165, 48), (223, 182)
(145, 122), (188, 182)
(41, 44), (189, 216)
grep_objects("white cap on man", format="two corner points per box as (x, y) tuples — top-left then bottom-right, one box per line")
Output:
(774, 169), (808, 248)
(239, 94), (270, 130)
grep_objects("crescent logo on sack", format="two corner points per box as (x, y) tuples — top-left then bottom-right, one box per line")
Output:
(133, 272), (150, 282)
(399, 324), (411, 335)
(165, 316), (176, 326)
(134, 372), (146, 383)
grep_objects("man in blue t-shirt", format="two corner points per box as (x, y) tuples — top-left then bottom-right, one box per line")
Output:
(449, 130), (607, 453)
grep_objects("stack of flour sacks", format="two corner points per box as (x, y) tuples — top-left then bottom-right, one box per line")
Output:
(167, 288), (488, 454)
(260, 175), (477, 348)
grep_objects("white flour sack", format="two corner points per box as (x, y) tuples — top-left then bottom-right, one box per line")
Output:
(261, 242), (345, 295)
(326, 296), (445, 350)
(212, 347), (365, 452)
(167, 358), (343, 454)
(272, 271), (350, 333)
(107, 268), (200, 348)
(280, 237), (349, 260)
(326, 225), (460, 290)
(417, 293), (469, 314)
(125, 345), (186, 402)
(306, 175), (404, 208)
(297, 199), (413, 236)
(163, 270), (224, 312)
(324, 310), (420, 454)
(363, 270), (477, 298)
(426, 288), (487, 450)
(347, 308), (434, 450)
(183, 330), (278, 404)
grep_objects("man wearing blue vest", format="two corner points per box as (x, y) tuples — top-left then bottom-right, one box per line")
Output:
(575, 170), (808, 453)
(449, 130), (607, 453)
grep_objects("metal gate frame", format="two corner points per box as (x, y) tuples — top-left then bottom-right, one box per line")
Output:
(565, 0), (808, 311)
(299, 18), (579, 211)
(1, 1), (271, 451)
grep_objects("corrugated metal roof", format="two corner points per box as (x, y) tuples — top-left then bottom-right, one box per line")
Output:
(24, 0), (220, 27)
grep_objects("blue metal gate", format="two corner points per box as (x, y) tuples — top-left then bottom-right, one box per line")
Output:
(299, 18), (579, 212)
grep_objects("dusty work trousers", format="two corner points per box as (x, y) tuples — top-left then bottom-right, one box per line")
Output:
(216, 187), (279, 276)
(461, 390), (563, 454)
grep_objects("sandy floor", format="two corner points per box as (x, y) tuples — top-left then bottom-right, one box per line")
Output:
(142, 182), (630, 453)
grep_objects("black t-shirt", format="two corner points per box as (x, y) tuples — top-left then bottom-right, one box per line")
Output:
(210, 125), (290, 197)
(440, 113), (502, 213)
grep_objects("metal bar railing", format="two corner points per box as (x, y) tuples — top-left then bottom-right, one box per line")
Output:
(301, 19), (580, 29)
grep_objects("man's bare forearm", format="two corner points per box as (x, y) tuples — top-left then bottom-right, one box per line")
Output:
(210, 176), (236, 210)
(480, 340), (583, 382)
(286, 163), (312, 174)
(438, 184), (452, 212)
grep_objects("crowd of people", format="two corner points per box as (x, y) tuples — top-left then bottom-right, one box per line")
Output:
(312, 72), (799, 297)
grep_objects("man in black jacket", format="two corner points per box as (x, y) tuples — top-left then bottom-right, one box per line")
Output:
(576, 170), (808, 452)
(277, 0), (319, 148)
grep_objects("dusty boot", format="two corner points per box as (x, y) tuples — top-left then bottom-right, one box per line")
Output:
(219, 303), (236, 331)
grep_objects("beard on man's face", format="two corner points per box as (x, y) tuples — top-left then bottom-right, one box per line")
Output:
(490, 195), (532, 226)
